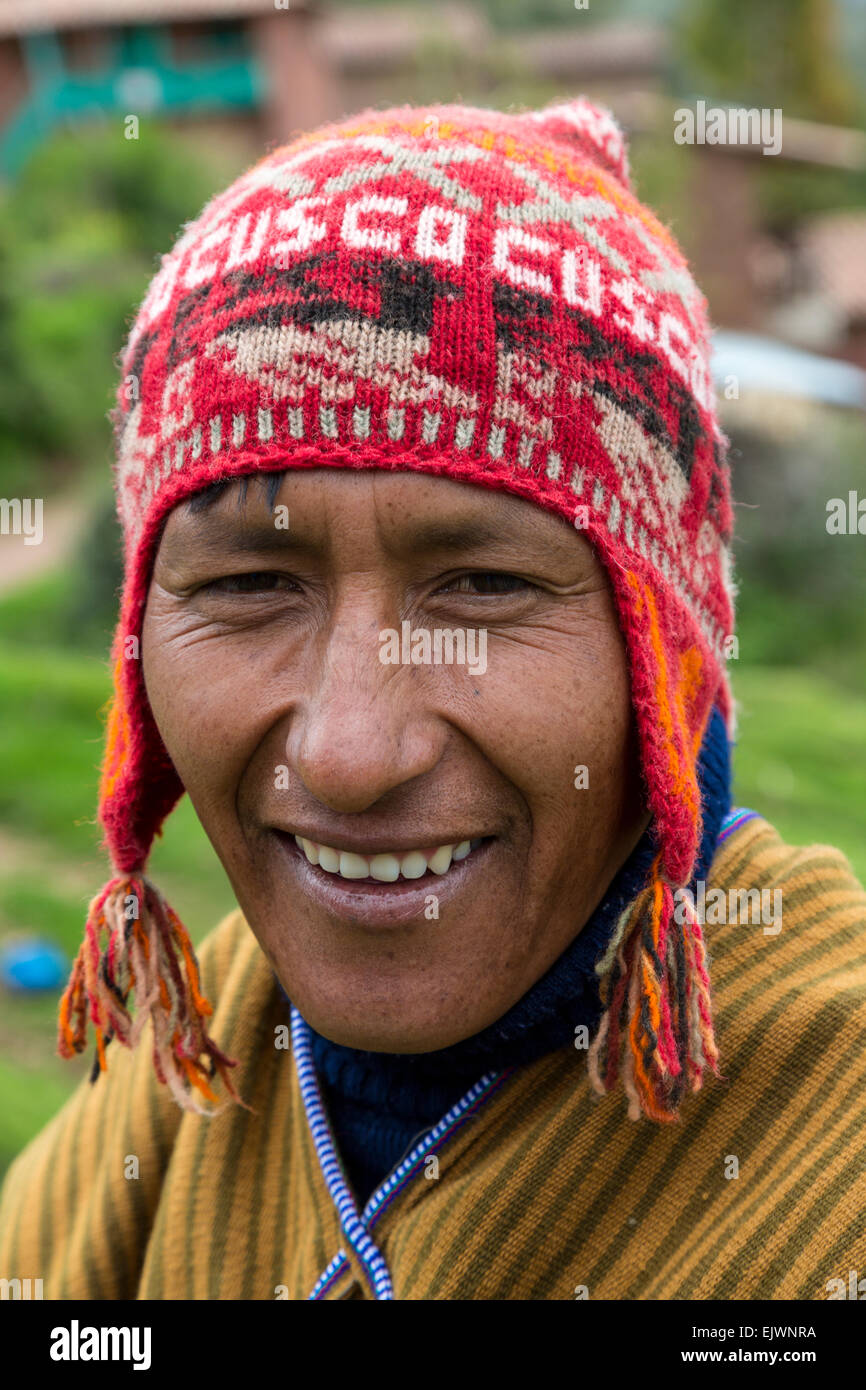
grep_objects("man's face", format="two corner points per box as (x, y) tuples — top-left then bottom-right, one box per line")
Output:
(142, 470), (648, 1052)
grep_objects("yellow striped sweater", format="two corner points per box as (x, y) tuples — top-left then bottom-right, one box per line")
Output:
(2, 815), (866, 1300)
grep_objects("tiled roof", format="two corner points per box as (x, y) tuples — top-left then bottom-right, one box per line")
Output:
(0, 0), (308, 38)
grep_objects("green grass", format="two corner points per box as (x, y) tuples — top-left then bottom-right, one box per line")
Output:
(0, 577), (238, 1177)
(0, 638), (107, 848)
(0, 569), (864, 1178)
(732, 666), (866, 883)
(0, 1053), (85, 1177)
(0, 623), (237, 937)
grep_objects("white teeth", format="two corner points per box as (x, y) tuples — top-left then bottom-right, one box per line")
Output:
(369, 853), (401, 883)
(428, 844), (455, 875)
(292, 834), (481, 882)
(318, 845), (340, 873)
(399, 851), (428, 880)
(339, 851), (370, 879)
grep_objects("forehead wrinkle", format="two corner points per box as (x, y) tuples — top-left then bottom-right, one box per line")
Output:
(363, 473), (579, 559)
(161, 506), (323, 561)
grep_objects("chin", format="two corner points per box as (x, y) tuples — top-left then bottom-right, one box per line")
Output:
(292, 990), (483, 1055)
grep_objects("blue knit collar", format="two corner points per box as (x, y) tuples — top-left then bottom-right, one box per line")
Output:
(287, 704), (731, 1114)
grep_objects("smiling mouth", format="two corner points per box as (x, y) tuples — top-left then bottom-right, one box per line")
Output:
(271, 830), (494, 928)
(282, 832), (487, 884)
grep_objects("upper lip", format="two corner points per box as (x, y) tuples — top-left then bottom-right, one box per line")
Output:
(271, 825), (489, 856)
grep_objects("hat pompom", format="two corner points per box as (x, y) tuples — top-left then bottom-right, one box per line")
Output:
(523, 98), (632, 189)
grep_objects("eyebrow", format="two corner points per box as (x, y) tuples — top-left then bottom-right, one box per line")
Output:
(171, 500), (513, 553)
(165, 512), (318, 559)
(393, 518), (503, 552)
(163, 477), (580, 566)
(399, 510), (580, 561)
(185, 473), (285, 514)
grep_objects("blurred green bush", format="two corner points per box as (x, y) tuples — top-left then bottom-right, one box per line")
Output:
(0, 125), (235, 496)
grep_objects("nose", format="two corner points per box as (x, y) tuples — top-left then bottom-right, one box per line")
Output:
(286, 607), (446, 815)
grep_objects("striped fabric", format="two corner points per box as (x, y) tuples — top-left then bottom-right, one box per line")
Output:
(2, 814), (865, 1301)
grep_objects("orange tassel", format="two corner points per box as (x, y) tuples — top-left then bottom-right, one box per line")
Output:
(587, 858), (720, 1120)
(58, 875), (244, 1114)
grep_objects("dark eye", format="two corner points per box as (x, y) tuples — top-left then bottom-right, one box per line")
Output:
(203, 572), (298, 595)
(440, 572), (532, 595)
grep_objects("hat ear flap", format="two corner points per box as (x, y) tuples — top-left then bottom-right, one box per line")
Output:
(581, 554), (721, 1119)
(56, 583), (242, 1112)
(99, 580), (184, 876)
(522, 98), (632, 190)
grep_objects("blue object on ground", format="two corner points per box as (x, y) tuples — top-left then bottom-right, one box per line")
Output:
(0, 938), (69, 992)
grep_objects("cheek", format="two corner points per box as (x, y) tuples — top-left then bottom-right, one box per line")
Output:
(476, 619), (634, 826)
(141, 609), (263, 827)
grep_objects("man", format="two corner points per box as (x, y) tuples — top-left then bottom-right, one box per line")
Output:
(1, 97), (864, 1301)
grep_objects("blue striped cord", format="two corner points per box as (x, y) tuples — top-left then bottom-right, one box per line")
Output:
(294, 1007), (512, 1298)
(309, 1250), (349, 1301)
(292, 1006), (395, 1300)
(363, 1068), (512, 1229)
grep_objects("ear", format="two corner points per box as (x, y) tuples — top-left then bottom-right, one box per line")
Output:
(522, 98), (632, 190)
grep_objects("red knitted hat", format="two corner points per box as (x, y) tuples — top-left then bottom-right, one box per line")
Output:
(59, 98), (735, 1119)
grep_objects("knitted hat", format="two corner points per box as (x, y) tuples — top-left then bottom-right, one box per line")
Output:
(59, 97), (735, 1120)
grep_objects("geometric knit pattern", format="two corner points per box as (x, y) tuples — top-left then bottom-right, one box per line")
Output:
(12, 816), (866, 1299)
